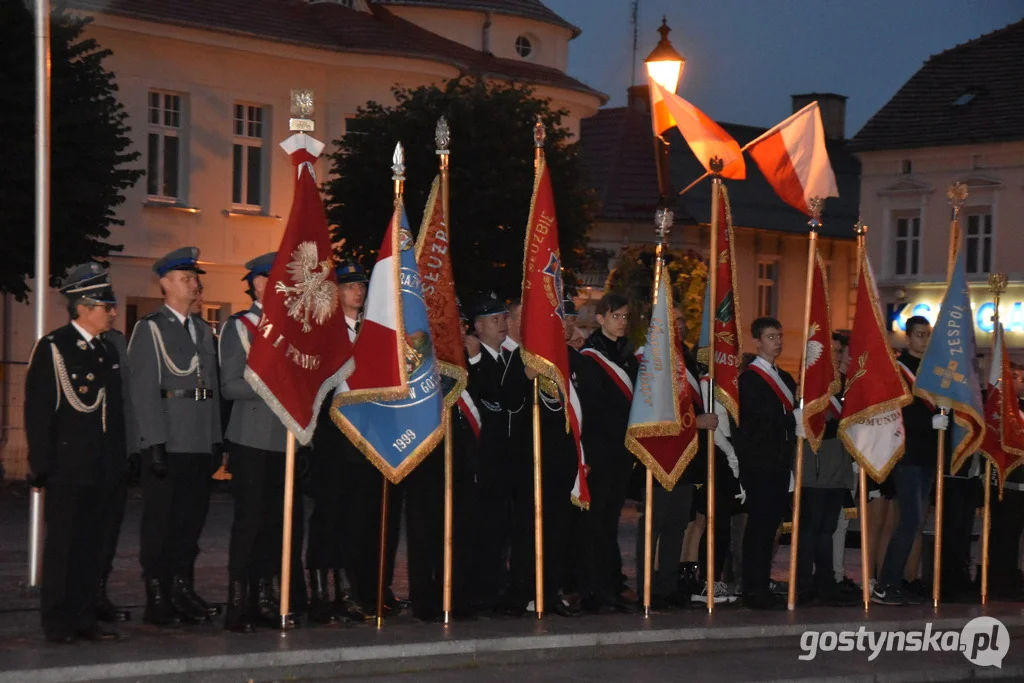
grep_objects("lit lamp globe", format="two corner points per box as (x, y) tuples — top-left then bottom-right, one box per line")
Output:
(644, 18), (685, 93)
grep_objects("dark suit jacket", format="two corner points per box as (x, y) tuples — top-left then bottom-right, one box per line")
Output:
(735, 361), (797, 475)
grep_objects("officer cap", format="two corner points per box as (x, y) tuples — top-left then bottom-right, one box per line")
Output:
(153, 246), (205, 277)
(336, 261), (369, 284)
(468, 290), (508, 320)
(59, 262), (117, 305)
(242, 252), (276, 282)
(562, 297), (578, 316)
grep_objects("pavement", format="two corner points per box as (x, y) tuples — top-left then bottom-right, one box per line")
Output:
(2, 485), (1022, 682)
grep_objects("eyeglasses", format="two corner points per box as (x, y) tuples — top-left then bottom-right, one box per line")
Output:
(87, 303), (116, 312)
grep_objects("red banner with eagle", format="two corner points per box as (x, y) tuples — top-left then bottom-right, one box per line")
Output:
(800, 249), (841, 453)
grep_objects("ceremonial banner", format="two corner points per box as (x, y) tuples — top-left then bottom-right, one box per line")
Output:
(979, 323), (1024, 494)
(913, 239), (986, 475)
(697, 184), (743, 423)
(745, 102), (838, 216)
(838, 247), (912, 482)
(415, 176), (467, 408)
(244, 133), (354, 444)
(520, 157), (589, 508)
(332, 204), (444, 483)
(648, 79), (745, 179)
(801, 250), (841, 453)
(625, 267), (699, 489)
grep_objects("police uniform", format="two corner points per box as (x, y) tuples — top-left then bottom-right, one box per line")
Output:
(306, 262), (370, 622)
(128, 247), (222, 626)
(25, 263), (126, 643)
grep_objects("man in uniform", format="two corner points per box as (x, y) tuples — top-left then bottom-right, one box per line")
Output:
(307, 261), (369, 622)
(25, 262), (126, 643)
(128, 246), (222, 626)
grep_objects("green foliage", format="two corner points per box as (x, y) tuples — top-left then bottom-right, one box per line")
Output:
(605, 246), (708, 347)
(322, 78), (597, 301)
(0, 4), (143, 302)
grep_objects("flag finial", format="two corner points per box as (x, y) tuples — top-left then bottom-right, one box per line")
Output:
(435, 116), (450, 156)
(533, 116), (545, 148)
(988, 272), (1008, 297)
(807, 196), (825, 230)
(289, 89), (315, 132)
(654, 208), (673, 245)
(947, 182), (968, 218)
(853, 213), (868, 237)
(392, 143), (405, 182)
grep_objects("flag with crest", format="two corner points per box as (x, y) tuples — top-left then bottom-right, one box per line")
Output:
(800, 250), (841, 453)
(979, 322), (1024, 495)
(331, 202), (444, 483)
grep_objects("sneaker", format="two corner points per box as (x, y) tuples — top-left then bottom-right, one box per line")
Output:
(691, 581), (738, 604)
(871, 584), (910, 606)
(769, 579), (788, 595)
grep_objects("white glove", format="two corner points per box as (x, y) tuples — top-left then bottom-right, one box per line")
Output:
(735, 484), (747, 505)
(714, 401), (731, 438)
(793, 408), (807, 438)
(932, 414), (949, 431)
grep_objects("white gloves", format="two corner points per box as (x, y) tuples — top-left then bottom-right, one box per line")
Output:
(793, 408), (807, 438)
(735, 484), (747, 505)
(932, 413), (949, 431)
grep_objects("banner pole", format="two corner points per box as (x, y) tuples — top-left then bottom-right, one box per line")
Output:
(981, 275), (1005, 606)
(376, 477), (390, 629)
(854, 221), (871, 612)
(279, 432), (296, 629)
(705, 172), (722, 614)
(933, 414), (946, 609)
(643, 469), (653, 618)
(787, 199), (824, 611)
(532, 378), (544, 619)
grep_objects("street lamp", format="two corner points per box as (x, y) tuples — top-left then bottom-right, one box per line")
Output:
(644, 17), (685, 206)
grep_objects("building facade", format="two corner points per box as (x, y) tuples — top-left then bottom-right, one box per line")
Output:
(0, 0), (604, 477)
(851, 20), (1024, 367)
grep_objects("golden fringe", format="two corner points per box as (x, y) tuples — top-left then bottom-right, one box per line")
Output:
(625, 433), (699, 491)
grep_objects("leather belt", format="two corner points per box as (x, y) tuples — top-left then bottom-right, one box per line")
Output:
(161, 388), (213, 401)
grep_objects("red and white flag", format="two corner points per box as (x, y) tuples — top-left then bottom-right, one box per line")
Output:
(520, 156), (589, 508)
(244, 133), (354, 444)
(649, 79), (745, 179)
(980, 322), (1024, 495)
(746, 101), (838, 216)
(801, 250), (841, 453)
(838, 247), (913, 482)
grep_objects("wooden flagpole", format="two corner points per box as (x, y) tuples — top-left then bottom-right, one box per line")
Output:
(279, 432), (296, 628)
(705, 165), (723, 614)
(787, 197), (824, 611)
(981, 273), (1007, 605)
(532, 119), (546, 619)
(853, 219), (871, 612)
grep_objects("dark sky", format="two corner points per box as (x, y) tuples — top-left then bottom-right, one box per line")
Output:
(544, 0), (1022, 136)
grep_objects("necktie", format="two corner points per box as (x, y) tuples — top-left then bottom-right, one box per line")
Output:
(184, 316), (193, 343)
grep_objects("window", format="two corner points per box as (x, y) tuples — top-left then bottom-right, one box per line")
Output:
(757, 260), (778, 318)
(232, 104), (266, 209)
(147, 91), (183, 200)
(515, 35), (533, 58)
(202, 304), (223, 327)
(965, 210), (993, 275)
(893, 213), (920, 276)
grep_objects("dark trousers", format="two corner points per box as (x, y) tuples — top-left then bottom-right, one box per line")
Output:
(580, 443), (634, 599)
(228, 445), (284, 582)
(990, 487), (1024, 592)
(796, 487), (844, 592)
(306, 447), (346, 571)
(741, 468), (790, 597)
(342, 457), (402, 607)
(139, 451), (213, 581)
(41, 483), (114, 638)
(941, 476), (979, 589)
(697, 476), (735, 583)
(473, 451), (514, 606)
(100, 474), (129, 579)
(879, 463), (934, 588)
(636, 483), (693, 599)
(405, 446), (444, 613)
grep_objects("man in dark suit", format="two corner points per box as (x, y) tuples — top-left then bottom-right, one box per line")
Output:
(128, 247), (222, 626)
(25, 263), (126, 643)
(735, 316), (802, 609)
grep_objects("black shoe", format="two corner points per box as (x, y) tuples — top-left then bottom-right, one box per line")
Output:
(818, 582), (860, 607)
(96, 577), (131, 623)
(331, 569), (369, 622)
(252, 577), (299, 629)
(77, 622), (122, 642)
(143, 578), (182, 627)
(185, 573), (222, 617)
(171, 576), (209, 623)
(224, 579), (256, 634)
(743, 591), (785, 610)
(548, 597), (581, 617)
(871, 584), (911, 606)
(309, 570), (340, 625)
(796, 589), (819, 607)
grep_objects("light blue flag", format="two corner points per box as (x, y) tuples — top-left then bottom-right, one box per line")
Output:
(332, 205), (444, 483)
(913, 240), (986, 474)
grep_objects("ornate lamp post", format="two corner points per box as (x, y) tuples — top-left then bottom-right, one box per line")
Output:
(644, 18), (685, 207)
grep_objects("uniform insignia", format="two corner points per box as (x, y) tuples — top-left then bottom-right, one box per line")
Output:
(480, 398), (502, 412)
(86, 373), (95, 381)
(71, 373), (78, 380)
(77, 339), (88, 350)
(78, 386), (88, 394)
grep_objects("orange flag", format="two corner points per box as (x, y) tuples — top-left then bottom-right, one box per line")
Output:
(800, 250), (841, 453)
(980, 322), (1024, 495)
(415, 176), (467, 408)
(519, 156), (588, 508)
(649, 79), (745, 179)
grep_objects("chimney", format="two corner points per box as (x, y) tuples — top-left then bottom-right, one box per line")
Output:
(628, 84), (650, 113)
(791, 93), (846, 140)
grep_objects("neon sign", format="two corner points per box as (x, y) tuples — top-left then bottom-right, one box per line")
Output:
(890, 300), (1024, 333)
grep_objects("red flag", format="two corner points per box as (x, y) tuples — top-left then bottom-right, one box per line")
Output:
(838, 247), (913, 482)
(980, 323), (1024, 495)
(800, 250), (841, 453)
(699, 184), (743, 423)
(415, 176), (467, 408)
(519, 157), (589, 509)
(244, 133), (354, 444)
(649, 79), (745, 179)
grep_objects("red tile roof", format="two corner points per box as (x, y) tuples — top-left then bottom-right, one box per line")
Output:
(67, 0), (603, 101)
(378, 0), (580, 37)
(852, 19), (1024, 151)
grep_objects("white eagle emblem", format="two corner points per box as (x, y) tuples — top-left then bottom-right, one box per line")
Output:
(804, 323), (824, 368)
(274, 241), (338, 333)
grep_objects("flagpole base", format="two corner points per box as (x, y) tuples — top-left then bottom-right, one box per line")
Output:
(644, 606), (650, 619)
(279, 613), (297, 631)
(444, 611), (450, 626)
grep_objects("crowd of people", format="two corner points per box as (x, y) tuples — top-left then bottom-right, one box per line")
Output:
(23, 247), (1024, 644)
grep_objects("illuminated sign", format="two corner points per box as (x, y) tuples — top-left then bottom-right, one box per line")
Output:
(889, 299), (1024, 333)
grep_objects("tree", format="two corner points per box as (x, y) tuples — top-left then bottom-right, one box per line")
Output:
(0, 4), (142, 302)
(605, 246), (708, 348)
(323, 78), (597, 301)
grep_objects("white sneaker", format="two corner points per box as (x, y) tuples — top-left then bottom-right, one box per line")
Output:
(690, 581), (738, 604)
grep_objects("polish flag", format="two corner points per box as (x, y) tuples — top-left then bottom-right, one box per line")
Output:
(745, 101), (838, 215)
(649, 79), (745, 179)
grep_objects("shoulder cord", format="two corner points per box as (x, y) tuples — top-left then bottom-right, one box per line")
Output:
(148, 320), (200, 379)
(50, 343), (107, 432)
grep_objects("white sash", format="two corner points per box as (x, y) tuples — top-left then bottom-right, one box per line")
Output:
(752, 356), (795, 409)
(581, 347), (633, 399)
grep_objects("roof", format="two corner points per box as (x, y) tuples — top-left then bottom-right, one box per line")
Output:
(852, 19), (1024, 151)
(67, 0), (604, 102)
(377, 0), (580, 37)
(579, 90), (861, 239)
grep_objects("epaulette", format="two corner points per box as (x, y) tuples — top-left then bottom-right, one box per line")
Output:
(141, 310), (162, 321)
